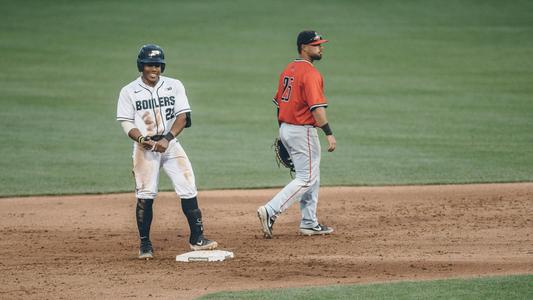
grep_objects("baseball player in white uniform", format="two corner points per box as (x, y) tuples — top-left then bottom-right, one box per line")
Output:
(116, 44), (217, 260)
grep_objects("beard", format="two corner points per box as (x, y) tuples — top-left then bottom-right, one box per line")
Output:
(310, 53), (322, 61)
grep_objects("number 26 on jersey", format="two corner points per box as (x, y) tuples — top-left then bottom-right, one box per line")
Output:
(281, 76), (294, 102)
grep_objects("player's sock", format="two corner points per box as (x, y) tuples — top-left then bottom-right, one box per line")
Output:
(136, 198), (154, 242)
(181, 197), (203, 244)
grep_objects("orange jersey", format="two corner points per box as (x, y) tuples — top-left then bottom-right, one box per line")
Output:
(273, 59), (328, 126)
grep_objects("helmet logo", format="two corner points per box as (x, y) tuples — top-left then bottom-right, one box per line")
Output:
(148, 50), (161, 57)
(312, 32), (323, 41)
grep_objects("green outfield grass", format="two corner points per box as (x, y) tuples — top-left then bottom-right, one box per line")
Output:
(1, 0), (532, 196)
(199, 274), (533, 300)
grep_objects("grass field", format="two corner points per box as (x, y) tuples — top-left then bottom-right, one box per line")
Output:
(199, 274), (533, 300)
(1, 0), (532, 196)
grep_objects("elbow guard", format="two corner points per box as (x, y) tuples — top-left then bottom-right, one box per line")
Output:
(185, 112), (192, 128)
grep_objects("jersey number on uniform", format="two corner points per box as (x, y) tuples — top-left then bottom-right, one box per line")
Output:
(281, 76), (294, 102)
(165, 107), (175, 120)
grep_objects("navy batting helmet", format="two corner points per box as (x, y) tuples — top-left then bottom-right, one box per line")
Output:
(137, 44), (166, 72)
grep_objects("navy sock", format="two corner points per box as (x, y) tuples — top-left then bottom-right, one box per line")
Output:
(181, 197), (203, 244)
(136, 198), (153, 243)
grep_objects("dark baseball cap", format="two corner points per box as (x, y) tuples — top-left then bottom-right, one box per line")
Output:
(297, 30), (328, 46)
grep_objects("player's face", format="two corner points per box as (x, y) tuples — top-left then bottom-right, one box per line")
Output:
(142, 63), (161, 86)
(303, 44), (324, 61)
(309, 44), (324, 61)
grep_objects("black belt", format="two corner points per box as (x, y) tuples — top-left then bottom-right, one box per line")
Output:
(149, 135), (165, 141)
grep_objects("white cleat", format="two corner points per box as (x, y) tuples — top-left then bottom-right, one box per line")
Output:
(299, 224), (334, 236)
(257, 206), (274, 239)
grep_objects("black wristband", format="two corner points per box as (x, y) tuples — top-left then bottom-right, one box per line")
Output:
(164, 132), (175, 141)
(137, 136), (145, 144)
(320, 123), (333, 136)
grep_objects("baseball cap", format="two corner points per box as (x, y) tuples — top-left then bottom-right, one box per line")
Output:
(297, 30), (328, 47)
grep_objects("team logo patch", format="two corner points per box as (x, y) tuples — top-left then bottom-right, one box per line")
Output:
(148, 50), (161, 57)
(313, 32), (323, 41)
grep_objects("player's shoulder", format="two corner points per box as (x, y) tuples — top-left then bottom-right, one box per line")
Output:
(120, 77), (141, 93)
(160, 75), (185, 89)
(298, 59), (318, 72)
(293, 59), (313, 67)
(160, 75), (180, 84)
(293, 59), (320, 73)
(300, 63), (322, 80)
(127, 76), (146, 87)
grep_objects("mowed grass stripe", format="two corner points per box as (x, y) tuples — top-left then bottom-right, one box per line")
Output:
(0, 0), (532, 196)
(199, 274), (533, 300)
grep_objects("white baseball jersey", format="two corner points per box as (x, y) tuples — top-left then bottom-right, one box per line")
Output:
(116, 75), (197, 200)
(116, 75), (191, 136)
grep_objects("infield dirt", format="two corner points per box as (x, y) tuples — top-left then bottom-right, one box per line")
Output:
(1, 183), (532, 299)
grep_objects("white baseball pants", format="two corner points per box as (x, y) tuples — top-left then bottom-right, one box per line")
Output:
(265, 123), (321, 228)
(132, 139), (197, 200)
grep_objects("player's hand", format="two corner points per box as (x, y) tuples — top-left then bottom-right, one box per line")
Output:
(138, 137), (156, 151)
(152, 139), (169, 153)
(326, 135), (336, 152)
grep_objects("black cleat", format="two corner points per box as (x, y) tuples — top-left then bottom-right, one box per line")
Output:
(190, 235), (218, 251)
(138, 240), (153, 260)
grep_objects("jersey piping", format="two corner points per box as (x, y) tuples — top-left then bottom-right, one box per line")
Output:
(155, 82), (165, 135)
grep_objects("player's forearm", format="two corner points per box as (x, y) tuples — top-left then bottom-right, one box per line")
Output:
(311, 107), (328, 126)
(127, 128), (142, 142)
(168, 113), (187, 138)
(121, 121), (143, 142)
(311, 107), (333, 136)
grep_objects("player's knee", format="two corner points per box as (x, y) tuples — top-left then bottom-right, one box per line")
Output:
(136, 189), (157, 199)
(178, 189), (197, 200)
(293, 177), (312, 188)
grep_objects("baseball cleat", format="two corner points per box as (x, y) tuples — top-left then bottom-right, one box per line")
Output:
(257, 206), (274, 239)
(138, 240), (154, 260)
(190, 235), (218, 251)
(299, 224), (334, 236)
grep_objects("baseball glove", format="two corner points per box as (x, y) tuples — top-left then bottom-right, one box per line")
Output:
(273, 138), (295, 175)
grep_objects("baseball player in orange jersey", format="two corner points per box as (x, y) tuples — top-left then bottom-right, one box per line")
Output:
(117, 44), (217, 259)
(257, 30), (336, 238)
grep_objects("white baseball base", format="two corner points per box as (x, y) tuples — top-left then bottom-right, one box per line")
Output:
(176, 250), (234, 262)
